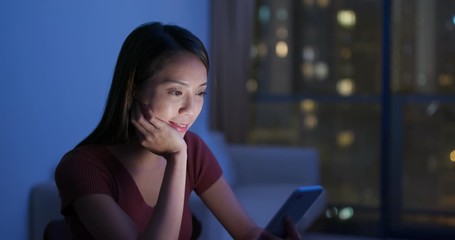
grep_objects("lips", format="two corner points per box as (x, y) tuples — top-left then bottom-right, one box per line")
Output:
(169, 121), (189, 133)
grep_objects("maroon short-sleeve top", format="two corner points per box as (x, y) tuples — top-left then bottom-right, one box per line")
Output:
(55, 131), (222, 240)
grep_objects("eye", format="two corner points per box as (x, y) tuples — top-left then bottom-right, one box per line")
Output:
(197, 91), (207, 97)
(168, 89), (183, 96)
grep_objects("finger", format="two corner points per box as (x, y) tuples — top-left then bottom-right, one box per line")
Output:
(148, 115), (171, 130)
(136, 102), (165, 130)
(138, 102), (152, 121)
(134, 128), (145, 143)
(132, 103), (158, 131)
(131, 101), (150, 125)
(131, 103), (155, 136)
(132, 102), (144, 123)
(130, 115), (150, 138)
(285, 216), (301, 240)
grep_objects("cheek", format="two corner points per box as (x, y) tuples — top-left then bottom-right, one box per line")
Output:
(147, 98), (177, 119)
(195, 99), (204, 115)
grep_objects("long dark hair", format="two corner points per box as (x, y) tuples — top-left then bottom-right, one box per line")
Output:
(78, 22), (209, 146)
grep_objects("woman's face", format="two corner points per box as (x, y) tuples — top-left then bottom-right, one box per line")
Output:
(137, 52), (208, 136)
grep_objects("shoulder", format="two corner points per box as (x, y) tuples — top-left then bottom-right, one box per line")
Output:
(184, 131), (207, 148)
(56, 145), (113, 176)
(55, 145), (120, 216)
(184, 131), (211, 153)
(62, 144), (112, 161)
(184, 131), (223, 194)
(55, 145), (119, 195)
(184, 130), (203, 143)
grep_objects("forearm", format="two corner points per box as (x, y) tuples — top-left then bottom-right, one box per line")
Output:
(200, 177), (262, 240)
(140, 151), (188, 240)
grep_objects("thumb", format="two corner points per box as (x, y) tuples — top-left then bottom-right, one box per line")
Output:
(285, 216), (301, 240)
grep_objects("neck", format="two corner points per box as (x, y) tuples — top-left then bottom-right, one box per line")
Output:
(108, 139), (164, 169)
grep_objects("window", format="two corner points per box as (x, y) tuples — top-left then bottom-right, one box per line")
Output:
(249, 0), (383, 236)
(211, 0), (455, 239)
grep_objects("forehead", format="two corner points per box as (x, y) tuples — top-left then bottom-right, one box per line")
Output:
(152, 52), (208, 84)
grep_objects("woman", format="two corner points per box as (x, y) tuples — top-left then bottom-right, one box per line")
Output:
(55, 22), (300, 240)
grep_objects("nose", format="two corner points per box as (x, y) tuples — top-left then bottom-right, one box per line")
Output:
(179, 95), (195, 116)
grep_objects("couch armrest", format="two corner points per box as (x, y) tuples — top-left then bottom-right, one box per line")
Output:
(30, 182), (63, 240)
(228, 145), (320, 187)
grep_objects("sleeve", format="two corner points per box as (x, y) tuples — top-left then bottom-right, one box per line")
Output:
(185, 132), (223, 195)
(54, 147), (115, 216)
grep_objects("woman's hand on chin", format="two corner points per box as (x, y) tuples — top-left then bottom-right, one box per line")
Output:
(130, 102), (187, 158)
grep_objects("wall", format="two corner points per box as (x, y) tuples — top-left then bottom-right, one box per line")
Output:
(0, 1), (210, 239)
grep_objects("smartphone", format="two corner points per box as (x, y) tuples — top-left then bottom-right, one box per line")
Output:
(264, 185), (323, 238)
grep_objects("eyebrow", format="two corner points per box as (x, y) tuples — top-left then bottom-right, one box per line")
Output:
(161, 79), (207, 87)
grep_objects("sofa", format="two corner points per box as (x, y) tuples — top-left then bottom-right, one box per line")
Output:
(30, 131), (325, 240)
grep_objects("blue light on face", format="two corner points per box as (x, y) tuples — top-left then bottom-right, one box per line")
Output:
(452, 15), (455, 25)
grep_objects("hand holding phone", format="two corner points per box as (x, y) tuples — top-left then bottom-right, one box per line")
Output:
(264, 185), (323, 238)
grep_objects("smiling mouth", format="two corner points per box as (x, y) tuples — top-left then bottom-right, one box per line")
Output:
(169, 122), (189, 132)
